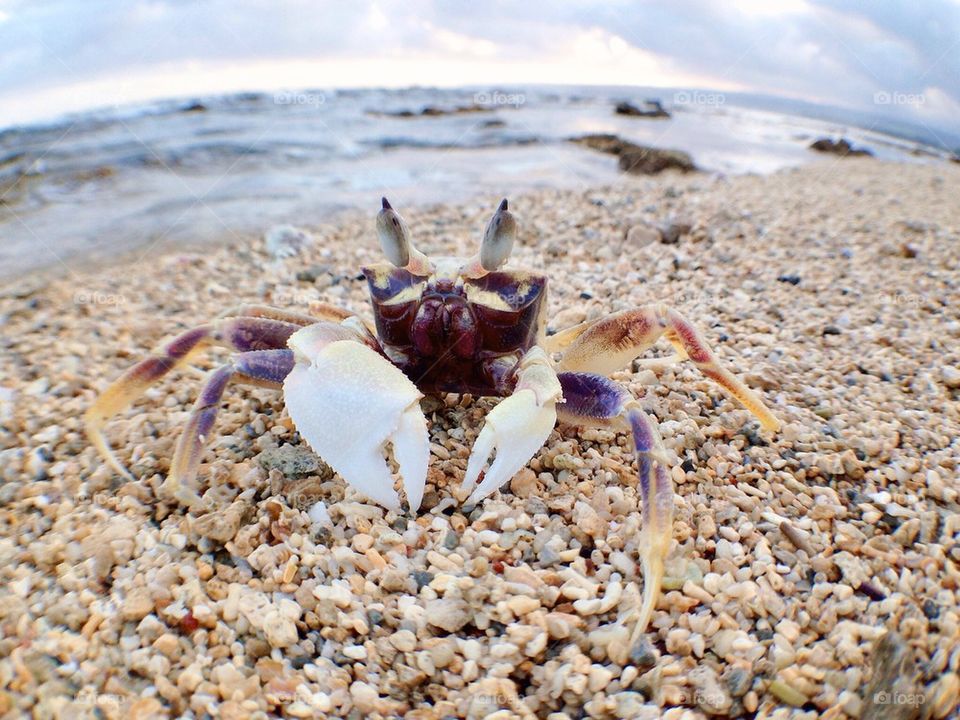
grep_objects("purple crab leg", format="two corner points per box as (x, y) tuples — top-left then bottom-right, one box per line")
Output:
(167, 349), (295, 506)
(554, 305), (780, 432)
(85, 316), (303, 482)
(557, 371), (673, 645)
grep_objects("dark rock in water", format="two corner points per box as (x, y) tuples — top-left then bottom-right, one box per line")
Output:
(569, 134), (695, 174)
(570, 133), (634, 155)
(863, 632), (923, 720)
(181, 102), (208, 113)
(620, 147), (695, 175)
(615, 99), (670, 119)
(809, 137), (873, 157)
(479, 119), (506, 129)
(369, 105), (492, 119)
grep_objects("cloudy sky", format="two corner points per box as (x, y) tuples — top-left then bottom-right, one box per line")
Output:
(1, 0), (958, 133)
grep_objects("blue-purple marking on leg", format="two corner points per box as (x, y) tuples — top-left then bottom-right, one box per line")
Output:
(165, 326), (211, 359)
(171, 349), (294, 491)
(558, 372), (626, 420)
(223, 318), (302, 353)
(235, 349), (295, 385)
(190, 364), (234, 443)
(628, 408), (660, 520)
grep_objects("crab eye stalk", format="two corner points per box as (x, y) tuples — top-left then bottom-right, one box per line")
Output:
(480, 198), (517, 272)
(376, 197), (433, 274)
(376, 197), (412, 267)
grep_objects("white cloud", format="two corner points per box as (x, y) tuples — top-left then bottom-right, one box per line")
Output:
(0, 0), (955, 140)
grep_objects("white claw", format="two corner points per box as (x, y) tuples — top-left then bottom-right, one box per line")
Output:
(283, 333), (429, 511)
(461, 388), (557, 506)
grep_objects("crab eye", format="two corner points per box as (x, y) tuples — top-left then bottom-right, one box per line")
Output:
(480, 198), (517, 272)
(376, 197), (411, 267)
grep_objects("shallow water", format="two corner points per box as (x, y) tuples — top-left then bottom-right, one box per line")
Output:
(0, 85), (950, 281)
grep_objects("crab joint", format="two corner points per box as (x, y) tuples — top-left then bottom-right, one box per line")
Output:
(377, 197), (432, 275)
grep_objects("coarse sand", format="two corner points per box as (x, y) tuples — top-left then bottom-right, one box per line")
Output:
(0, 158), (958, 719)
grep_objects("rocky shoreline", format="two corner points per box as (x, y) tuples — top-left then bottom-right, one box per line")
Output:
(0, 159), (959, 719)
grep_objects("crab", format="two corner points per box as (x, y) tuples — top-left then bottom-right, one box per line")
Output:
(85, 197), (780, 642)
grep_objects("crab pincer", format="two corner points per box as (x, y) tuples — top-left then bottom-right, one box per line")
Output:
(461, 347), (562, 506)
(283, 322), (430, 511)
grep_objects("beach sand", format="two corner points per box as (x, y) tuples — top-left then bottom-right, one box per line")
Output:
(0, 158), (958, 718)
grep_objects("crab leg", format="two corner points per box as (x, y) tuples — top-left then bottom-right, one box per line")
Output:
(166, 349), (295, 507)
(85, 317), (303, 481)
(556, 305), (779, 432)
(461, 347), (562, 506)
(217, 302), (354, 326)
(556, 371), (673, 644)
(282, 324), (430, 511)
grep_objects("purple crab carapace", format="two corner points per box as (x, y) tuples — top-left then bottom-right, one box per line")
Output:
(86, 198), (780, 642)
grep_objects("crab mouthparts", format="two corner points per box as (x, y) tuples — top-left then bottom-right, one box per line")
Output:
(412, 296), (478, 359)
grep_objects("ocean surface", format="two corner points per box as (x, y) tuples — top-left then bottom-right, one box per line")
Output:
(1, 85), (955, 281)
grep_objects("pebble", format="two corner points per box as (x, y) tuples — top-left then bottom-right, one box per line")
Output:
(390, 630), (417, 652)
(769, 679), (808, 707)
(626, 223), (660, 247)
(307, 501), (332, 528)
(121, 590), (154, 621)
(425, 598), (470, 632)
(263, 610), (299, 648)
(690, 665), (733, 715)
(941, 366), (960, 389)
(507, 595), (540, 616)
(256, 445), (324, 477)
(350, 681), (379, 713)
(313, 583), (352, 608)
